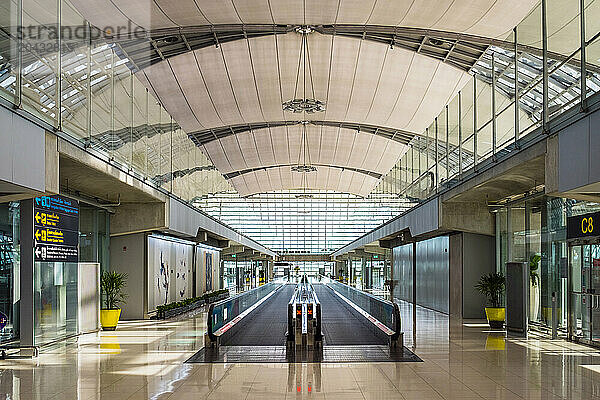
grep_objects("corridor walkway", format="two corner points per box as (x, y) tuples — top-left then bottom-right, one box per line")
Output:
(1, 305), (599, 400)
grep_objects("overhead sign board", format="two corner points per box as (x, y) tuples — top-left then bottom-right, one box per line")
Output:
(34, 195), (79, 263)
(567, 211), (600, 240)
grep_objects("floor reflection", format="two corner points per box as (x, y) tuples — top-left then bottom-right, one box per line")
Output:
(0, 305), (599, 399)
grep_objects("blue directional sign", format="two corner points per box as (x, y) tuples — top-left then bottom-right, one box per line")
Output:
(34, 195), (79, 263)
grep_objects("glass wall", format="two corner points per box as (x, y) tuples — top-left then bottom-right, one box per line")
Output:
(392, 236), (449, 314)
(376, 0), (600, 204)
(78, 205), (110, 272)
(34, 261), (78, 345)
(0, 202), (20, 343)
(2, 0), (600, 260)
(197, 190), (416, 254)
(494, 195), (600, 334)
(0, 0), (228, 204)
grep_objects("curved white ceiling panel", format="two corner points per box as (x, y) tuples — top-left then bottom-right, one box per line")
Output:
(200, 125), (407, 176)
(65, 0), (540, 197)
(135, 32), (465, 194)
(70, 0), (538, 39)
(140, 33), (470, 135)
(229, 165), (381, 197)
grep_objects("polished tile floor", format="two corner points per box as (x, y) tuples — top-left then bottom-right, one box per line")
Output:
(1, 304), (600, 400)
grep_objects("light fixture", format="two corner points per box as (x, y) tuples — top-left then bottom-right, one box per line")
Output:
(291, 117), (317, 176)
(283, 98), (326, 113)
(283, 25), (325, 114)
(428, 37), (446, 47)
(291, 165), (317, 173)
(288, 28), (318, 179)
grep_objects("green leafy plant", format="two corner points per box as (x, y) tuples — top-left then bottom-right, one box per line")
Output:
(101, 271), (128, 310)
(475, 272), (505, 308)
(155, 289), (229, 318)
(529, 254), (541, 286)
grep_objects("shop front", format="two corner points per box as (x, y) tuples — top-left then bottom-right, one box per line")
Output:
(495, 195), (567, 334)
(0, 195), (109, 347)
(495, 194), (600, 345)
(566, 211), (600, 346)
(0, 202), (20, 343)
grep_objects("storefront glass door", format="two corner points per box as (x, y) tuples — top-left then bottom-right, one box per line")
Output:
(569, 243), (600, 345)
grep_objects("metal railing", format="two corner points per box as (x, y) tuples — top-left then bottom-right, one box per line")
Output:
(327, 279), (402, 343)
(287, 278), (322, 347)
(207, 281), (281, 341)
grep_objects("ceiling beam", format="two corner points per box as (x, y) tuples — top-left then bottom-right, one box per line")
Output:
(187, 120), (416, 147)
(113, 24), (590, 76)
(114, 24), (489, 73)
(195, 229), (229, 248)
(223, 164), (383, 180)
(222, 245), (246, 255)
(280, 254), (332, 262)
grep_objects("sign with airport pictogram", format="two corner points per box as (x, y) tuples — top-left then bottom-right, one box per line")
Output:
(34, 195), (79, 263)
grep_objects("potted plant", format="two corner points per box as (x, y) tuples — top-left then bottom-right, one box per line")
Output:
(100, 271), (128, 331)
(529, 254), (541, 321)
(475, 272), (506, 329)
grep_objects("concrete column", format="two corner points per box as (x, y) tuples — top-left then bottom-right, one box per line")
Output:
(449, 233), (463, 321)
(219, 259), (224, 290)
(412, 241), (417, 345)
(348, 259), (353, 285)
(235, 260), (240, 291)
(361, 257), (368, 289)
(20, 199), (34, 347)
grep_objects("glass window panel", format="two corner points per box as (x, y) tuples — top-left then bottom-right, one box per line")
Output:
(476, 78), (492, 130)
(461, 78), (475, 145)
(0, 202), (20, 343)
(496, 103), (516, 151)
(0, 0), (19, 104)
(34, 261), (78, 346)
(460, 79), (475, 173)
(146, 95), (162, 181)
(112, 71), (132, 167)
(546, 0), (583, 114)
(21, 0), (59, 127)
(447, 95), (459, 179)
(462, 136), (475, 172)
(159, 108), (172, 191)
(492, 43), (516, 151)
(517, 4), (543, 136)
(477, 122), (493, 160)
(59, 0), (89, 140)
(132, 79), (148, 175)
(89, 44), (113, 151)
(585, 0), (600, 99)
(547, 0), (581, 56)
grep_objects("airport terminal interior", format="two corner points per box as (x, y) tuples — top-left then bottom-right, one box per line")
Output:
(3, 0), (600, 399)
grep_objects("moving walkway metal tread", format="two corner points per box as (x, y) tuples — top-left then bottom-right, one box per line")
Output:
(219, 284), (296, 346)
(313, 284), (389, 346)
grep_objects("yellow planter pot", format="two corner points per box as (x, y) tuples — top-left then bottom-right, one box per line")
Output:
(100, 309), (121, 331)
(485, 307), (505, 329)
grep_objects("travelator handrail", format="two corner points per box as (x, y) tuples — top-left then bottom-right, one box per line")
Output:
(326, 279), (402, 343)
(207, 282), (281, 342)
(287, 280), (322, 344)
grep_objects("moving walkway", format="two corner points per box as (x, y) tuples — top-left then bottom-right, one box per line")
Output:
(205, 276), (402, 349)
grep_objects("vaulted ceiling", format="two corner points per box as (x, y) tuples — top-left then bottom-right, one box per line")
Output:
(69, 0), (536, 38)
(69, 0), (539, 197)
